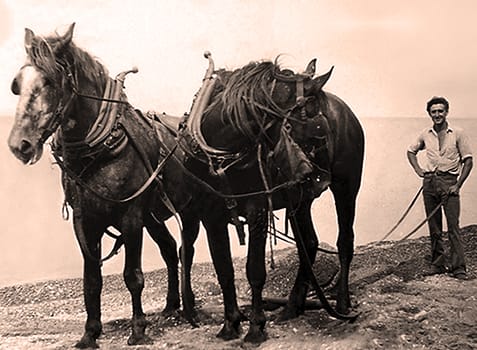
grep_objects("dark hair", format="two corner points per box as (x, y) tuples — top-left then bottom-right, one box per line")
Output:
(426, 96), (449, 112)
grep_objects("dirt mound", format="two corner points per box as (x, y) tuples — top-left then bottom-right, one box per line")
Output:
(1, 225), (477, 349)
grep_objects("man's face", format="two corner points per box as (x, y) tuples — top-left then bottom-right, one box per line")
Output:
(428, 103), (448, 126)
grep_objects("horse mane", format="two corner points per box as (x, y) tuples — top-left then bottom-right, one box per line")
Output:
(208, 59), (332, 143)
(27, 32), (108, 93)
(212, 60), (287, 141)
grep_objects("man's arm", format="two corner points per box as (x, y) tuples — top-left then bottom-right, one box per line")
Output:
(448, 157), (473, 195)
(407, 150), (425, 177)
(457, 157), (473, 188)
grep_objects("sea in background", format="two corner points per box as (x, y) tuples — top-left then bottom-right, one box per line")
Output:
(1, 116), (476, 287)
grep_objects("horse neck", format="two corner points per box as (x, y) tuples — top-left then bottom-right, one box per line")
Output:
(200, 104), (254, 152)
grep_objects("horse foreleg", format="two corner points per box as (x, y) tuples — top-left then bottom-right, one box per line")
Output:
(73, 217), (103, 349)
(178, 210), (201, 326)
(145, 215), (180, 316)
(203, 217), (243, 340)
(278, 201), (318, 322)
(244, 208), (268, 343)
(122, 218), (153, 346)
(331, 182), (358, 314)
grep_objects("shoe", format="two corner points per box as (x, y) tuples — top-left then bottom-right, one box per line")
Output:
(452, 272), (468, 280)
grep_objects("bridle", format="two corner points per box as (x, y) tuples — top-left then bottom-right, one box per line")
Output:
(18, 59), (166, 205)
(14, 63), (72, 145)
(271, 68), (317, 121)
(28, 61), (129, 145)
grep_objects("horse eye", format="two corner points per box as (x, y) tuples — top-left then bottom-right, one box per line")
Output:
(43, 77), (53, 87)
(11, 78), (20, 95)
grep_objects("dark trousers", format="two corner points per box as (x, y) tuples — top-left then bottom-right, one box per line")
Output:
(423, 172), (466, 274)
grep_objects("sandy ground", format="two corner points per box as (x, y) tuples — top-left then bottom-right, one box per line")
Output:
(1, 225), (476, 350)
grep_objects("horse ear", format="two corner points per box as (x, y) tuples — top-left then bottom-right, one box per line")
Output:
(24, 28), (35, 53)
(304, 58), (317, 77)
(313, 66), (334, 92)
(61, 22), (75, 45)
(52, 23), (75, 53)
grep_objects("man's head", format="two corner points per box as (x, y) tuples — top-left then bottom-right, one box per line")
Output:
(426, 96), (449, 113)
(426, 96), (449, 126)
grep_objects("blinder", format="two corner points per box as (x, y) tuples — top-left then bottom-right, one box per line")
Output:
(272, 69), (318, 121)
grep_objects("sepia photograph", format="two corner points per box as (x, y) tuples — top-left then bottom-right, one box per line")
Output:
(1, 1), (476, 349)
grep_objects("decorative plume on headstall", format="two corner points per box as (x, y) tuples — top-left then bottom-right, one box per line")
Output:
(26, 31), (108, 93)
(212, 60), (288, 141)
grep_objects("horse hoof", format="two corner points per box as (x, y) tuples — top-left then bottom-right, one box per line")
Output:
(127, 334), (153, 346)
(75, 336), (99, 349)
(244, 328), (267, 344)
(216, 325), (241, 340)
(161, 306), (180, 318)
(183, 313), (200, 328)
(275, 307), (301, 323)
(162, 300), (181, 317)
(335, 303), (351, 316)
(180, 305), (198, 325)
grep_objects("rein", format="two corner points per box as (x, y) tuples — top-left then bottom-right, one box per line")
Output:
(71, 85), (129, 104)
(399, 201), (443, 241)
(380, 187), (423, 241)
(51, 67), (164, 204)
(39, 86), (76, 145)
(379, 185), (444, 242)
(67, 63), (135, 105)
(52, 133), (178, 204)
(51, 66), (180, 263)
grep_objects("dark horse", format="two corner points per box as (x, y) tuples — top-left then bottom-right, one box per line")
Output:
(178, 55), (365, 343)
(7, 23), (194, 348)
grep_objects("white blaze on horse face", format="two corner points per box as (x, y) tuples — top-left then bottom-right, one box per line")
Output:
(15, 66), (54, 126)
(9, 65), (51, 165)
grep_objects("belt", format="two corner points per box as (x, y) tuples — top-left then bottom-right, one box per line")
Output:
(424, 171), (457, 177)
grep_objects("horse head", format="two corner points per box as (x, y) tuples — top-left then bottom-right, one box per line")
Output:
(8, 23), (108, 164)
(198, 58), (334, 154)
(271, 58), (334, 117)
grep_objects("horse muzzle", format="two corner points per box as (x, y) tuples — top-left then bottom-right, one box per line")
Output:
(8, 132), (44, 165)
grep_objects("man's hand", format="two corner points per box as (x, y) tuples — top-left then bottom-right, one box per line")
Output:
(448, 184), (460, 195)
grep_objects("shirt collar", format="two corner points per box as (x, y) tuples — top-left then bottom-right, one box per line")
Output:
(428, 123), (453, 135)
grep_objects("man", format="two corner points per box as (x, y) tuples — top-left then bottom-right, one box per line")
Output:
(407, 96), (473, 280)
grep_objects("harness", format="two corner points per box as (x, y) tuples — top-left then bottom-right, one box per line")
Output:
(49, 67), (179, 263)
(181, 53), (331, 247)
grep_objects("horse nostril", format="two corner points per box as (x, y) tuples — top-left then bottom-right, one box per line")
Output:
(20, 139), (32, 154)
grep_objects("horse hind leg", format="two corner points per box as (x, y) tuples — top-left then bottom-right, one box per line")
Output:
(202, 216), (243, 340)
(121, 215), (153, 346)
(177, 209), (201, 326)
(331, 180), (359, 314)
(277, 201), (318, 322)
(145, 214), (180, 316)
(244, 207), (268, 343)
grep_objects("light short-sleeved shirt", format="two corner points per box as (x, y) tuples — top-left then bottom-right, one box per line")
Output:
(408, 124), (473, 175)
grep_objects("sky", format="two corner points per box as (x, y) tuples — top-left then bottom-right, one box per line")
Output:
(1, 0), (477, 119)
